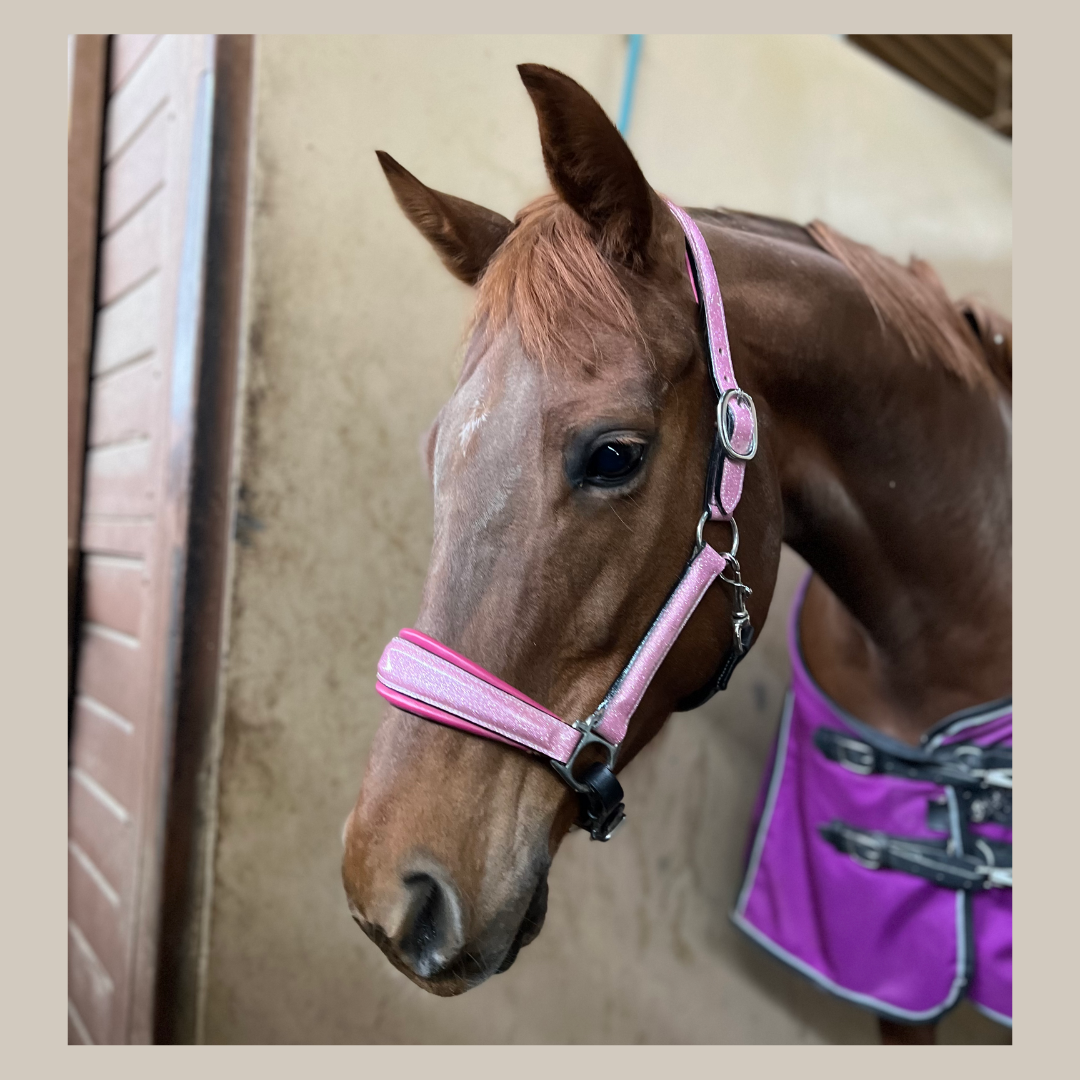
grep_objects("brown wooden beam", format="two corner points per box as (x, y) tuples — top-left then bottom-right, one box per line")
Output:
(962, 34), (1012, 69)
(848, 33), (1011, 136)
(890, 35), (988, 115)
(851, 35), (981, 117)
(152, 34), (255, 1045)
(923, 35), (996, 96)
(905, 37), (994, 117)
(68, 35), (109, 711)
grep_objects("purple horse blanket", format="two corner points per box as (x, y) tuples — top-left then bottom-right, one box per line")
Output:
(733, 575), (1012, 1026)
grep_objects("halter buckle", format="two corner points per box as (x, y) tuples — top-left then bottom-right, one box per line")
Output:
(551, 722), (619, 790)
(718, 388), (759, 462)
(550, 723), (625, 841)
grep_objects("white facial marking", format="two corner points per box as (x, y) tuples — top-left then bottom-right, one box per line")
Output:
(459, 405), (489, 455)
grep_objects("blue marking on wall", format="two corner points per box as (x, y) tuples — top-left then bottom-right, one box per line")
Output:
(617, 35), (643, 137)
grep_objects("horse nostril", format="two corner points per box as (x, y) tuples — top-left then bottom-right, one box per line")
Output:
(396, 870), (465, 979)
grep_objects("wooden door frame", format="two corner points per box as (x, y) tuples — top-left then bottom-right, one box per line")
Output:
(68, 34), (255, 1042)
(68, 35), (109, 713)
(151, 35), (255, 1044)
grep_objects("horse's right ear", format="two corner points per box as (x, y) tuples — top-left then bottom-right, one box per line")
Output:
(376, 151), (513, 286)
(517, 63), (657, 270)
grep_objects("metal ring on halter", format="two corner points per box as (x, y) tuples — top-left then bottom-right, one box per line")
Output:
(718, 388), (759, 462)
(697, 511), (739, 559)
(695, 511), (709, 552)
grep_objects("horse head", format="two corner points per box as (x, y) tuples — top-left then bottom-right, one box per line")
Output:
(341, 64), (783, 994)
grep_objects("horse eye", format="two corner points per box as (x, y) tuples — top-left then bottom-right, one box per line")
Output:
(584, 441), (645, 485)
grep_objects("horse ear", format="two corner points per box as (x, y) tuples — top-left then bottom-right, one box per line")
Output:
(376, 151), (513, 286)
(958, 298), (1012, 392)
(517, 63), (655, 269)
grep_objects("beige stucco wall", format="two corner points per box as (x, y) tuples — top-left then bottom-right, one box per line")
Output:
(199, 35), (1011, 1043)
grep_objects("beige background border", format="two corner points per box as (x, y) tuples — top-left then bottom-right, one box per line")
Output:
(6, 0), (1068, 1072)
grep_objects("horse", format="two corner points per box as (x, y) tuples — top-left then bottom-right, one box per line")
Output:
(341, 63), (1012, 1045)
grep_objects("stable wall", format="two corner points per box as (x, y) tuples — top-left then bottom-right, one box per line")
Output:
(198, 35), (1011, 1043)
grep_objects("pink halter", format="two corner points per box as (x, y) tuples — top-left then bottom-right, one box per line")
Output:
(376, 202), (758, 839)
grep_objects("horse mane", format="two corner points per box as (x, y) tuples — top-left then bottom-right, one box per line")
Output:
(806, 220), (1004, 392)
(469, 196), (1009, 394)
(471, 195), (643, 367)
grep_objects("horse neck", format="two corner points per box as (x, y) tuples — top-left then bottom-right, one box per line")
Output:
(729, 234), (1012, 730)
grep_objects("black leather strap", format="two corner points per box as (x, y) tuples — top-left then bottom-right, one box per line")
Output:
(819, 820), (1012, 891)
(813, 727), (1012, 825)
(704, 432), (724, 510)
(674, 625), (756, 712)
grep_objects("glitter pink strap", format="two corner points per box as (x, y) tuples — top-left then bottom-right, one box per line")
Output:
(376, 543), (729, 759)
(665, 200), (755, 519)
(591, 543), (729, 745)
(376, 635), (581, 763)
(398, 628), (562, 718)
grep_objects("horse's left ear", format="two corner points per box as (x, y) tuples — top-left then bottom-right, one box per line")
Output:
(376, 151), (514, 285)
(518, 63), (661, 271)
(958, 298), (1012, 392)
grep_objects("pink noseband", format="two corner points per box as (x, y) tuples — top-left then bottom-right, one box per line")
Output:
(375, 202), (758, 840)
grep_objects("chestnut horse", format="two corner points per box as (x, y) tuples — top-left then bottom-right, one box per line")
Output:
(342, 64), (1012, 1044)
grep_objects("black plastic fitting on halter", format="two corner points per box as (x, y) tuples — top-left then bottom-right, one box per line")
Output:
(575, 763), (626, 841)
(550, 723), (626, 841)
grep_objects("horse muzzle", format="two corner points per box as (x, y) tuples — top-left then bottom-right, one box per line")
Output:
(343, 845), (550, 995)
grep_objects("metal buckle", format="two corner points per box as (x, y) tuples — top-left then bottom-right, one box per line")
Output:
(717, 388), (758, 462)
(550, 722), (619, 795)
(849, 832), (886, 870)
(831, 735), (876, 775)
(551, 722), (625, 842)
(980, 767), (1013, 789)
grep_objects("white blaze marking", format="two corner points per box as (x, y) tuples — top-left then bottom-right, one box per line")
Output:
(459, 407), (488, 455)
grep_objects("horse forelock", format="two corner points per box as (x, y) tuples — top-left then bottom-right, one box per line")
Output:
(469, 195), (648, 370)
